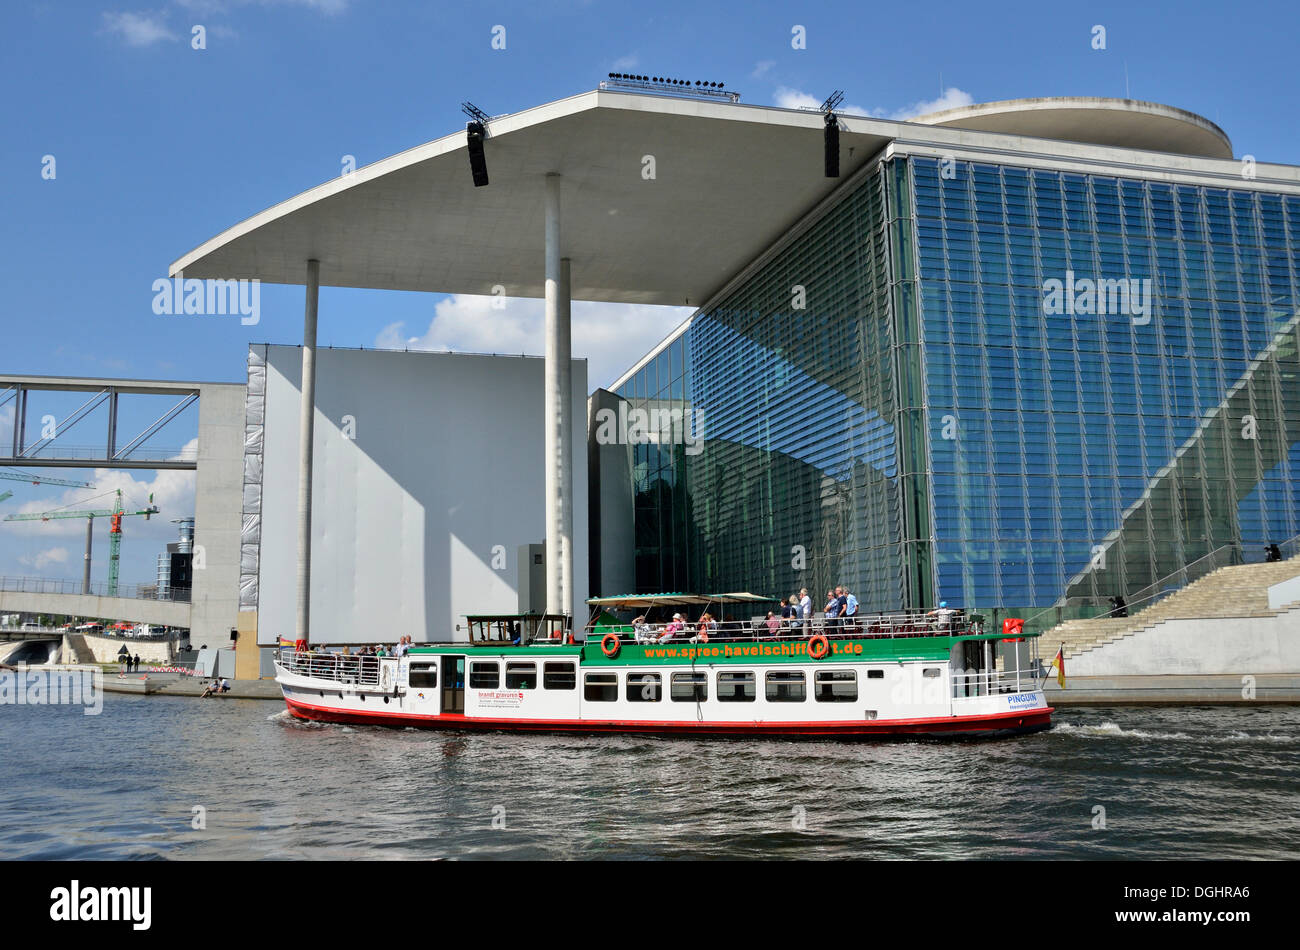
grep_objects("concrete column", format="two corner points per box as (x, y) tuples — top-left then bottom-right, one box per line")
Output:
(83, 518), (93, 595)
(559, 257), (573, 621)
(543, 174), (573, 620)
(296, 259), (320, 642)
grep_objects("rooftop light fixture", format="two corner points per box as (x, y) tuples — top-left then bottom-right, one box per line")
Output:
(600, 72), (740, 103)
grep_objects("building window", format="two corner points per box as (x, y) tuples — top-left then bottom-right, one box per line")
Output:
(543, 662), (576, 690)
(469, 661), (499, 689)
(765, 670), (806, 702)
(583, 672), (618, 702)
(627, 673), (662, 702)
(717, 671), (756, 702)
(671, 672), (708, 702)
(867, 669), (884, 679)
(505, 662), (536, 689)
(815, 670), (857, 702)
(409, 664), (437, 688)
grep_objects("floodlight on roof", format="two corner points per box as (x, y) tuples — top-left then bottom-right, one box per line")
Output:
(600, 72), (740, 102)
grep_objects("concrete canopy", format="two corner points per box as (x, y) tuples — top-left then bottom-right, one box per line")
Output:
(170, 90), (895, 306)
(912, 96), (1233, 161)
(171, 91), (1257, 306)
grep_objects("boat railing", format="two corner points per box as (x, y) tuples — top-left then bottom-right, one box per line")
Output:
(604, 610), (982, 644)
(277, 649), (384, 686)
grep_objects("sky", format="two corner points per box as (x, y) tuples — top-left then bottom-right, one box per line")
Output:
(2, 0), (1299, 589)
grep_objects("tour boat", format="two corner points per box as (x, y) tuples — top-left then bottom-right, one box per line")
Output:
(274, 597), (1053, 739)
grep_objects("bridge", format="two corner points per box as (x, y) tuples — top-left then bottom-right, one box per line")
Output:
(0, 373), (246, 648)
(0, 575), (191, 628)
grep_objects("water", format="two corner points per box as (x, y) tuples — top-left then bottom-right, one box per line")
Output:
(1, 695), (1297, 859)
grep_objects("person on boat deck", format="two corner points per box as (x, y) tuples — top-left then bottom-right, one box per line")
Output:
(632, 616), (658, 644)
(798, 589), (812, 633)
(689, 613), (717, 644)
(658, 613), (686, 643)
(778, 598), (792, 624)
(786, 593), (801, 629)
(824, 589), (841, 631)
(841, 587), (859, 632)
(927, 601), (956, 632)
(765, 611), (782, 637)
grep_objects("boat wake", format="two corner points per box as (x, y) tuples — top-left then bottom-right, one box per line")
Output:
(1054, 721), (1294, 744)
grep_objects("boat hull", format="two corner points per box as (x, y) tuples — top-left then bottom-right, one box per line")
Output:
(283, 694), (1052, 739)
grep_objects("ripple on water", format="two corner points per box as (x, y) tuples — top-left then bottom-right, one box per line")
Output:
(1, 698), (1297, 859)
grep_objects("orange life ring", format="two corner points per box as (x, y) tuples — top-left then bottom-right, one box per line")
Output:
(808, 634), (830, 660)
(601, 633), (621, 658)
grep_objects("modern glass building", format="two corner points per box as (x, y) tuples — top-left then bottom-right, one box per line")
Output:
(593, 98), (1300, 624)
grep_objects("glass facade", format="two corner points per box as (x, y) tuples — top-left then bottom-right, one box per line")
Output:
(608, 154), (1300, 618)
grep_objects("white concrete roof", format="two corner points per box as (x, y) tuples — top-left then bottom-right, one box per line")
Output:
(170, 91), (1285, 305)
(911, 96), (1233, 160)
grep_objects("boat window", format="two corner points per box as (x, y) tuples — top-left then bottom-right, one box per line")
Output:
(867, 669), (884, 679)
(717, 671), (756, 702)
(765, 670), (805, 702)
(505, 662), (536, 689)
(670, 672), (707, 702)
(543, 661), (576, 690)
(583, 672), (618, 702)
(409, 664), (437, 688)
(626, 673), (662, 702)
(469, 661), (500, 689)
(814, 670), (857, 702)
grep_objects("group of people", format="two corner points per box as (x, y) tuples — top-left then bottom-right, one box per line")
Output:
(633, 612), (719, 644)
(330, 636), (413, 658)
(118, 653), (143, 674)
(627, 586), (865, 645)
(200, 677), (230, 697)
(775, 586), (860, 632)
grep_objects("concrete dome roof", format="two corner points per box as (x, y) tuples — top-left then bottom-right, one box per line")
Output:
(909, 96), (1233, 160)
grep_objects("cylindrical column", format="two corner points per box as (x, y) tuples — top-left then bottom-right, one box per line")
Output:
(543, 174), (571, 619)
(83, 517), (93, 595)
(558, 257), (573, 623)
(296, 259), (320, 643)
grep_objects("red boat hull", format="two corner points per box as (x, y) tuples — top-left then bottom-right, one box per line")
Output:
(283, 695), (1052, 739)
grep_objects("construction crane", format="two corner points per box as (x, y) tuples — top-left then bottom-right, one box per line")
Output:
(4, 489), (159, 596)
(0, 491), (11, 504)
(0, 471), (95, 489)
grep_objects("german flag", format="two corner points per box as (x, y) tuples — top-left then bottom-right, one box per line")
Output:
(1054, 644), (1066, 688)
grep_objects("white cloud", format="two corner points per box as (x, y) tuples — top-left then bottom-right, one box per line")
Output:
(376, 296), (693, 392)
(888, 87), (975, 120)
(19, 547), (69, 571)
(773, 86), (868, 117)
(101, 11), (178, 46)
(772, 86), (974, 122)
(751, 60), (775, 79)
(612, 54), (638, 71)
(3, 448), (196, 547)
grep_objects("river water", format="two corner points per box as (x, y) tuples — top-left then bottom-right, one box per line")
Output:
(1, 694), (1296, 860)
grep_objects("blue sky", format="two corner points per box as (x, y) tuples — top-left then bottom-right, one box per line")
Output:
(2, 0), (1299, 589)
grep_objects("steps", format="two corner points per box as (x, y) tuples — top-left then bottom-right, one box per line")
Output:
(1045, 559), (1300, 660)
(59, 633), (96, 664)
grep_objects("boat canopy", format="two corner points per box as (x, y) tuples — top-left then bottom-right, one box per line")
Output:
(587, 592), (772, 609)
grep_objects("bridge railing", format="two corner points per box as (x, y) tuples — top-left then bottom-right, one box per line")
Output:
(0, 574), (191, 603)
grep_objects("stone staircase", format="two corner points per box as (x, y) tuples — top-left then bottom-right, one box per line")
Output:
(58, 632), (97, 664)
(1044, 559), (1300, 660)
